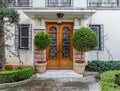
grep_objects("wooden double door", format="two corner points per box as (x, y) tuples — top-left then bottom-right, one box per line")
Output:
(46, 22), (73, 70)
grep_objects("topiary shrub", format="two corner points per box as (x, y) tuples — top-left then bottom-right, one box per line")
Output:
(0, 66), (33, 83)
(34, 32), (51, 50)
(34, 32), (51, 61)
(72, 27), (98, 60)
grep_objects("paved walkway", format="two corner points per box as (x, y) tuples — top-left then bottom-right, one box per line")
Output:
(1, 70), (101, 91)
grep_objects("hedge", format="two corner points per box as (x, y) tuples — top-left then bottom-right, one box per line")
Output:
(86, 60), (120, 73)
(101, 70), (120, 91)
(0, 66), (33, 83)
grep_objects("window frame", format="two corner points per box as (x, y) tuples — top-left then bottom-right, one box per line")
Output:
(17, 24), (32, 50)
(46, 0), (73, 7)
(4, 0), (32, 7)
(89, 24), (104, 50)
(87, 0), (119, 8)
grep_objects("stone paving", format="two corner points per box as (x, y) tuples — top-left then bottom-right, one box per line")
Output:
(34, 70), (100, 91)
(0, 70), (101, 91)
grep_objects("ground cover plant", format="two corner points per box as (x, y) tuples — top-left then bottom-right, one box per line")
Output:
(101, 70), (120, 91)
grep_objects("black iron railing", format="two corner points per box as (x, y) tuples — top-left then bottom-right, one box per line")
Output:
(4, 0), (32, 7)
(45, 0), (73, 7)
(87, 0), (120, 8)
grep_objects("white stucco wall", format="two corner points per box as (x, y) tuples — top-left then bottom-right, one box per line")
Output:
(86, 10), (120, 61)
(5, 10), (34, 65)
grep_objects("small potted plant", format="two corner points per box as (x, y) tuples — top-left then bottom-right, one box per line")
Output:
(34, 32), (50, 73)
(72, 27), (98, 74)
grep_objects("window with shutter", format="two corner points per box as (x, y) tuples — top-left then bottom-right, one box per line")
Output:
(18, 24), (32, 50)
(89, 25), (104, 50)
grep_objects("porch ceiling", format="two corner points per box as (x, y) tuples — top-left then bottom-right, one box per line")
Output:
(23, 9), (96, 19)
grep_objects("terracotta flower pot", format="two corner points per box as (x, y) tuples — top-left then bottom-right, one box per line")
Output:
(34, 63), (47, 74)
(74, 63), (85, 74)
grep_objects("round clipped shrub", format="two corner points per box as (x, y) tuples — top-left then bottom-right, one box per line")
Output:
(72, 27), (98, 52)
(34, 32), (51, 50)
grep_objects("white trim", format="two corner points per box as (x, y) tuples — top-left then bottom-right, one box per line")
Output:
(23, 9), (96, 13)
(33, 26), (46, 30)
(74, 26), (82, 29)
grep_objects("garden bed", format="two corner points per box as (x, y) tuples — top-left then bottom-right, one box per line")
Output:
(0, 66), (34, 84)
(0, 75), (34, 89)
(101, 70), (120, 91)
(86, 60), (120, 73)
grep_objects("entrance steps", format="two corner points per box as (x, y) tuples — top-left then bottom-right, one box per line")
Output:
(36, 70), (82, 77)
(34, 70), (101, 91)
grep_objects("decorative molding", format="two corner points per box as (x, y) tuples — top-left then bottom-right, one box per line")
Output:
(33, 26), (46, 30)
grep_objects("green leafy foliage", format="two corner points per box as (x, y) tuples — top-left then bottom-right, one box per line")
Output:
(72, 27), (98, 52)
(86, 60), (120, 73)
(0, 7), (19, 25)
(0, 66), (33, 83)
(101, 70), (120, 91)
(34, 32), (51, 50)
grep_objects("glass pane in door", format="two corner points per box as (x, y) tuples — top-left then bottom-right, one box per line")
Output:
(62, 27), (70, 58)
(49, 27), (57, 58)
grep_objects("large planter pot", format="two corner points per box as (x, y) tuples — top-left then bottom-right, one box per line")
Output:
(34, 63), (47, 74)
(74, 63), (85, 74)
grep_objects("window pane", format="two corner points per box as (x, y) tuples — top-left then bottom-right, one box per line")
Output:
(19, 24), (30, 49)
(62, 27), (70, 58)
(47, 0), (72, 7)
(4, 0), (15, 7)
(49, 0), (59, 7)
(4, 0), (30, 7)
(49, 27), (57, 58)
(21, 38), (29, 48)
(88, 0), (118, 7)
(89, 25), (101, 50)
(21, 27), (29, 36)
(17, 0), (29, 7)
